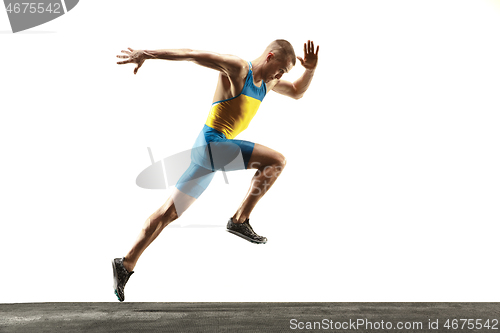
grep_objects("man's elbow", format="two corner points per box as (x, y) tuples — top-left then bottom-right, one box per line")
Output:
(291, 85), (304, 100)
(292, 92), (304, 100)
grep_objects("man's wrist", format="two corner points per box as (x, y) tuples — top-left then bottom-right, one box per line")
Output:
(143, 50), (157, 60)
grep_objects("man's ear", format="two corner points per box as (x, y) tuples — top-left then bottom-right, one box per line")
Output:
(266, 52), (275, 62)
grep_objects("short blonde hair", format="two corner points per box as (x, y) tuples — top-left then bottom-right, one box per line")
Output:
(267, 39), (296, 66)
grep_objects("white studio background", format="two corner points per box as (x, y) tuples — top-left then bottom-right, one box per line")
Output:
(1, 0), (499, 303)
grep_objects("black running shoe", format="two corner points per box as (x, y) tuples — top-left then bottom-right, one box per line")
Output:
(112, 257), (134, 302)
(226, 218), (267, 244)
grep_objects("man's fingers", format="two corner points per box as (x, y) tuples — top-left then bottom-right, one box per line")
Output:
(116, 52), (132, 65)
(117, 56), (132, 64)
(121, 49), (131, 55)
(304, 40), (318, 55)
(315, 45), (319, 55)
(297, 56), (304, 65)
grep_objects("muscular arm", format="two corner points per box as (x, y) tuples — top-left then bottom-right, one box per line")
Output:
(272, 69), (316, 100)
(117, 47), (247, 77)
(271, 40), (319, 100)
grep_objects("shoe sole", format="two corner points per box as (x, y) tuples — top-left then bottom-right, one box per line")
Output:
(111, 259), (124, 302)
(226, 229), (267, 244)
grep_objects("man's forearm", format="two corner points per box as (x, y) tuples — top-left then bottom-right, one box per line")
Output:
(143, 49), (194, 61)
(293, 69), (316, 98)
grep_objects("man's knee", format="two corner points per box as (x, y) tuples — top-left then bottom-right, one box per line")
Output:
(261, 153), (286, 177)
(278, 154), (287, 168)
(161, 204), (179, 225)
(274, 152), (287, 169)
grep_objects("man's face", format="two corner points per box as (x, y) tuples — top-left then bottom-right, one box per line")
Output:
(264, 54), (294, 83)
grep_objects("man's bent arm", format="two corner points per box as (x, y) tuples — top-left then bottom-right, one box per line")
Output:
(272, 69), (316, 100)
(271, 40), (319, 99)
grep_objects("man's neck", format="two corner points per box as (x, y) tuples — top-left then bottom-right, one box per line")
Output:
(250, 56), (266, 83)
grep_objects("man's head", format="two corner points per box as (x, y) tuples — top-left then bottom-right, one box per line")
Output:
(262, 39), (296, 82)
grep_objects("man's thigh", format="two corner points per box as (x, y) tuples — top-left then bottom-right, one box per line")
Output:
(175, 162), (216, 199)
(247, 143), (286, 169)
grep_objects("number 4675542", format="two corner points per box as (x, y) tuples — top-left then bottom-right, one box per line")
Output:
(6, 2), (61, 14)
(444, 319), (498, 330)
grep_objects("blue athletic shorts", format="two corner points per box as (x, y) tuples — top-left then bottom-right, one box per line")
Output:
(175, 125), (255, 199)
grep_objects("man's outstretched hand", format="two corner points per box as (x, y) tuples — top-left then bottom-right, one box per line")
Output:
(297, 40), (319, 71)
(116, 48), (147, 74)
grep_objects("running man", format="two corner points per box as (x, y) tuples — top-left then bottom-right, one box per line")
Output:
(112, 40), (319, 301)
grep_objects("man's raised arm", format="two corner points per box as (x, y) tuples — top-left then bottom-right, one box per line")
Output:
(116, 47), (246, 76)
(272, 40), (319, 100)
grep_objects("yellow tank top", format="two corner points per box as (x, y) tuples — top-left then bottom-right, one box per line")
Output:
(205, 62), (267, 139)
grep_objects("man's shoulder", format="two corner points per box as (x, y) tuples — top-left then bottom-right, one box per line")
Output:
(228, 55), (249, 75)
(219, 56), (248, 78)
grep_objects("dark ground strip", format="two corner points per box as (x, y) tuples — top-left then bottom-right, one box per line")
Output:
(0, 302), (499, 333)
